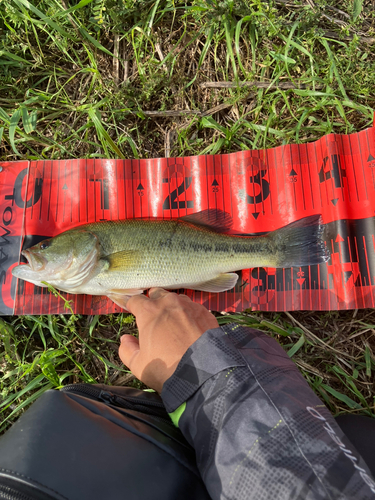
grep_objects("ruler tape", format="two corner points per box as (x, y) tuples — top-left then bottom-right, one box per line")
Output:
(0, 125), (374, 314)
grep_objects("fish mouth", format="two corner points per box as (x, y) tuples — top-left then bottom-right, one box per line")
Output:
(21, 249), (47, 272)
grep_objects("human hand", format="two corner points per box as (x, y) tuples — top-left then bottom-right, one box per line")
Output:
(118, 288), (219, 393)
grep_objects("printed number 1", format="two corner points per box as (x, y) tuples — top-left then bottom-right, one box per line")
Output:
(90, 178), (109, 210)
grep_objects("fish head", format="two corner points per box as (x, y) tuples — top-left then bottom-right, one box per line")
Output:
(12, 229), (99, 289)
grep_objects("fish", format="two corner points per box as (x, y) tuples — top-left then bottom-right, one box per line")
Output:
(12, 210), (329, 309)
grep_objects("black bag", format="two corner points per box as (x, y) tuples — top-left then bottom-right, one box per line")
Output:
(0, 384), (211, 500)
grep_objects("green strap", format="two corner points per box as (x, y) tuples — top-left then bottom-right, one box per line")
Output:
(168, 402), (186, 427)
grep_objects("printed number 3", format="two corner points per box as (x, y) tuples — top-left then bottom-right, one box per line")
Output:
(247, 170), (270, 205)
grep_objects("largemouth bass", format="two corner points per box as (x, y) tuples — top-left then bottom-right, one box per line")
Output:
(12, 210), (329, 308)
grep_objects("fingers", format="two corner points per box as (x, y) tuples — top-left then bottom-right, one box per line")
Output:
(148, 287), (170, 300)
(117, 288), (216, 390)
(126, 288), (193, 316)
(125, 293), (150, 315)
(148, 288), (191, 302)
(126, 288), (171, 314)
(177, 293), (190, 300)
(118, 334), (140, 371)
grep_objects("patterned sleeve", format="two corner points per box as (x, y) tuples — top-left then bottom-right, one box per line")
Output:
(161, 324), (375, 500)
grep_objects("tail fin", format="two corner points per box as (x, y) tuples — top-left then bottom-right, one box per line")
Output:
(269, 215), (329, 268)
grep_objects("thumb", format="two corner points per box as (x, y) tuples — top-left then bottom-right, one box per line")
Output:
(118, 334), (140, 371)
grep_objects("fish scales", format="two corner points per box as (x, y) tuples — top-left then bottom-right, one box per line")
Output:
(80, 219), (279, 292)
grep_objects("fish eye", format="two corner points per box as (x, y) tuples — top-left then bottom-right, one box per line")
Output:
(40, 242), (49, 250)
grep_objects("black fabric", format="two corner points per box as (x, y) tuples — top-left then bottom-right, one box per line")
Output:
(0, 386), (210, 500)
(336, 415), (375, 478)
(0, 476), (61, 500)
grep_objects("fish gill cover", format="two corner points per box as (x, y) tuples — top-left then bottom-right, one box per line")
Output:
(1, 123), (375, 314)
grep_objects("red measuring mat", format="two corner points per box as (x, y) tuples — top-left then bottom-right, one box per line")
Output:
(1, 125), (375, 314)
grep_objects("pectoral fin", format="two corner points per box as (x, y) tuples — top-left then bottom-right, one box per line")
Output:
(107, 288), (145, 310)
(107, 250), (139, 272)
(188, 273), (238, 292)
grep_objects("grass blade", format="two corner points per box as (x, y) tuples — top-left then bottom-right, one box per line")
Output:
(147, 0), (161, 35)
(235, 16), (252, 77)
(0, 49), (29, 64)
(287, 334), (305, 358)
(353, 0), (363, 20)
(365, 345), (372, 378)
(21, 107), (37, 134)
(0, 383), (54, 432)
(259, 320), (290, 337)
(224, 17), (237, 82)
(88, 108), (125, 159)
(320, 38), (349, 100)
(78, 27), (113, 57)
(9, 108), (22, 155)
(186, 24), (214, 88)
(14, 0), (73, 39)
(64, 0), (95, 13)
(321, 384), (363, 410)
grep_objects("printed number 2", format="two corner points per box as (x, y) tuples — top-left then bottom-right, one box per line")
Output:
(163, 176), (194, 210)
(247, 170), (270, 205)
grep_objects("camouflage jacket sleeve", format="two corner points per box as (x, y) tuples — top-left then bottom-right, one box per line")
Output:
(161, 324), (375, 500)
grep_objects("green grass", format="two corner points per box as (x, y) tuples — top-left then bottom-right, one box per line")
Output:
(1, 0), (375, 431)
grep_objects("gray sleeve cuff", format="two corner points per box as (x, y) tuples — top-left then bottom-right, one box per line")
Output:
(161, 326), (246, 413)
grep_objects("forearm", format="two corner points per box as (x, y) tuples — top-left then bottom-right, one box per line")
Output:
(161, 324), (375, 500)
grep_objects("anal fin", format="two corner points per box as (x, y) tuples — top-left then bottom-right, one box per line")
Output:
(187, 273), (238, 293)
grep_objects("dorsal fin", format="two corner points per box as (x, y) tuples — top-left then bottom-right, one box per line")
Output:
(180, 209), (233, 233)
